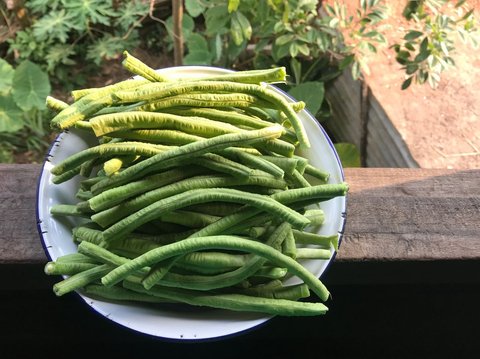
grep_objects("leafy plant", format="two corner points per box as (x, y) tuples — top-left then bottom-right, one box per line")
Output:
(393, 0), (478, 89)
(0, 59), (52, 163)
(5, 0), (151, 87)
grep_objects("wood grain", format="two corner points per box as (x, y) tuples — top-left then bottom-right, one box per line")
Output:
(339, 168), (480, 261)
(0, 165), (479, 264)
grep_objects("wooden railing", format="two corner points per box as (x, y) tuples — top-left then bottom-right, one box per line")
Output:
(2, 164), (479, 355)
(2, 165), (478, 272)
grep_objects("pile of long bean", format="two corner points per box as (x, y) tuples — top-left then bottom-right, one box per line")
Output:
(45, 51), (348, 317)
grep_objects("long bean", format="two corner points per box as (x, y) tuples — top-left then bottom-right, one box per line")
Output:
(123, 280), (327, 316)
(102, 188), (310, 241)
(113, 81), (310, 148)
(51, 79), (149, 130)
(88, 126), (284, 192)
(100, 235), (330, 301)
(141, 222), (290, 290)
(122, 51), (169, 82)
(190, 183), (348, 238)
(90, 112), (243, 138)
(92, 172), (287, 227)
(46, 63), (349, 318)
(51, 142), (172, 176)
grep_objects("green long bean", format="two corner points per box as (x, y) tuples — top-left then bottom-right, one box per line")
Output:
(100, 235), (330, 301)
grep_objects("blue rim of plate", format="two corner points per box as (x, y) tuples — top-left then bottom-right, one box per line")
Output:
(35, 67), (348, 341)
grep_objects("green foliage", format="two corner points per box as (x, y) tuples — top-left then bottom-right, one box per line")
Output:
(0, 59), (52, 163)
(12, 61), (51, 111)
(6, 0), (150, 86)
(393, 0), (478, 89)
(179, 0), (387, 84)
(334, 143), (361, 168)
(287, 82), (325, 116)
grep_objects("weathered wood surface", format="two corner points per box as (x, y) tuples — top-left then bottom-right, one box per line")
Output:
(0, 165), (479, 264)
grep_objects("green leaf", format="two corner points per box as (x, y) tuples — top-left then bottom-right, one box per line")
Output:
(32, 9), (74, 43)
(213, 34), (223, 63)
(184, 50), (213, 65)
(226, 40), (247, 61)
(0, 96), (24, 132)
(115, 1), (150, 31)
(351, 61), (361, 80)
(187, 33), (209, 52)
(401, 76), (413, 90)
(205, 5), (229, 35)
(334, 143), (361, 167)
(185, 0), (206, 17)
(228, 0), (240, 13)
(0, 59), (14, 95)
(297, 43), (310, 56)
(339, 54), (354, 70)
(166, 14), (195, 42)
(289, 42), (299, 58)
(45, 44), (76, 73)
(64, 1), (113, 28)
(361, 0), (367, 12)
(290, 58), (302, 85)
(235, 12), (252, 41)
(414, 49), (430, 63)
(366, 42), (377, 53)
(87, 33), (138, 65)
(272, 43), (290, 62)
(185, 33), (214, 66)
(404, 30), (423, 41)
(276, 34), (295, 46)
(287, 81), (325, 116)
(404, 42), (415, 51)
(363, 30), (379, 38)
(230, 15), (244, 46)
(26, 0), (63, 13)
(406, 63), (418, 75)
(11, 61), (51, 111)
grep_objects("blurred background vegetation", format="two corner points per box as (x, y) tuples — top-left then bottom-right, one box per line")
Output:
(0, 0), (477, 165)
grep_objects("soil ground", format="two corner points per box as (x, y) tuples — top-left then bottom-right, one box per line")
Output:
(356, 1), (480, 169)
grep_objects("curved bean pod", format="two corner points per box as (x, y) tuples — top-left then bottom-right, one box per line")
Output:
(88, 166), (203, 210)
(100, 235), (330, 301)
(51, 142), (172, 176)
(52, 79), (149, 130)
(141, 222), (290, 290)
(92, 172), (287, 227)
(164, 107), (274, 129)
(113, 81), (309, 148)
(137, 93), (274, 112)
(190, 183), (349, 238)
(90, 111), (242, 138)
(122, 51), (169, 82)
(123, 281), (327, 316)
(89, 126), (284, 192)
(102, 188), (310, 241)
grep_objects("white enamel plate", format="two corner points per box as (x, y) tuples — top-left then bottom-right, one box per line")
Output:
(36, 66), (346, 340)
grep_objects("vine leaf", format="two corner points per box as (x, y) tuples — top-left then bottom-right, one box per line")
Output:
(12, 61), (51, 111)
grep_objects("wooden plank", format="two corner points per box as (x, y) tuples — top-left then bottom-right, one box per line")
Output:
(0, 164), (45, 264)
(0, 165), (479, 264)
(338, 168), (480, 261)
